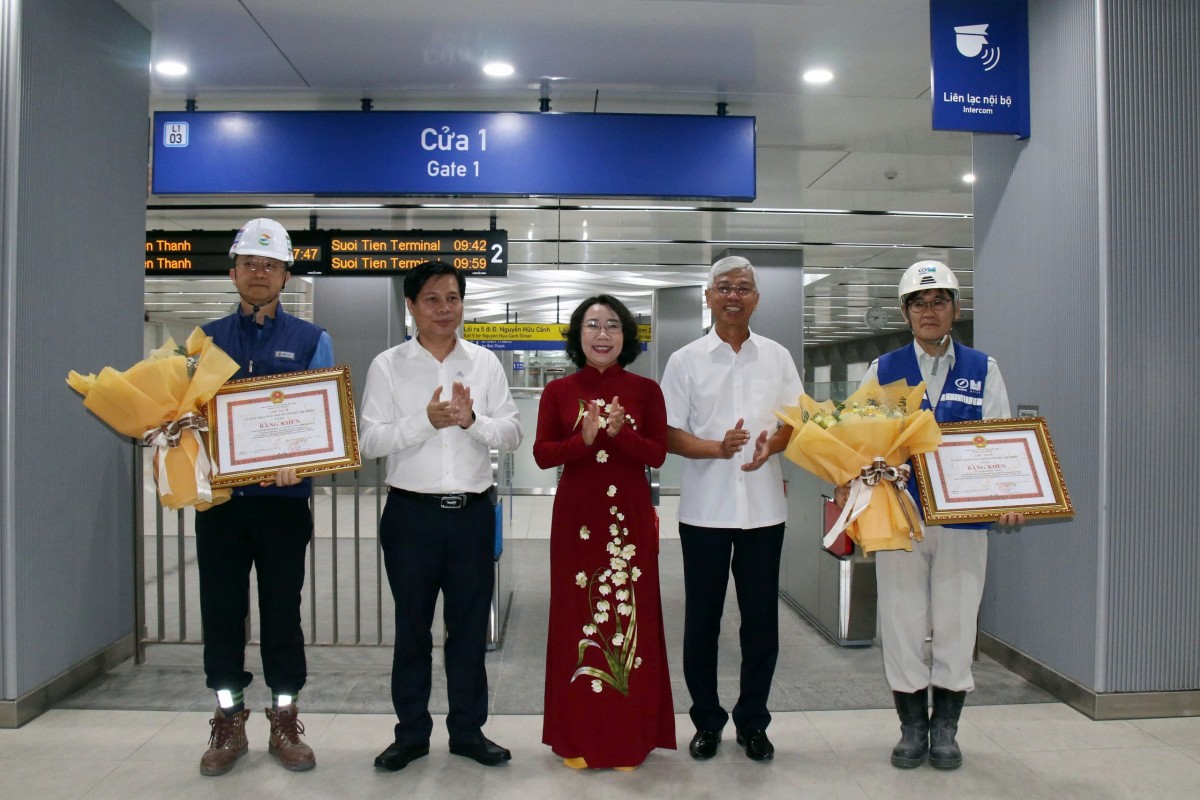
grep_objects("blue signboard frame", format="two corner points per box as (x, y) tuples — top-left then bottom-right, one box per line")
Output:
(152, 111), (756, 200)
(930, 0), (1030, 139)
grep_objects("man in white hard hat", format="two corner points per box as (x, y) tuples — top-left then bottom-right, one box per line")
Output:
(194, 218), (334, 777)
(661, 256), (803, 764)
(856, 259), (1023, 771)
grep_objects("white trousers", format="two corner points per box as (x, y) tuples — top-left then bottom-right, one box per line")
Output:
(875, 525), (988, 693)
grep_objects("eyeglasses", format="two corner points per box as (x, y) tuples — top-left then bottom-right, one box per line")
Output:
(583, 319), (622, 333)
(710, 284), (757, 297)
(237, 258), (284, 274)
(906, 297), (953, 312)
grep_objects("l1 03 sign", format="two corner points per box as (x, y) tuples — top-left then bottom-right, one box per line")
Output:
(152, 111), (756, 200)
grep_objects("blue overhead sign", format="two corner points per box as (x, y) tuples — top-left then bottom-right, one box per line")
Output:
(151, 111), (756, 200)
(930, 0), (1030, 139)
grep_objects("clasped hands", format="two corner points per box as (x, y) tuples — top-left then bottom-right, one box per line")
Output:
(581, 396), (626, 446)
(427, 382), (475, 429)
(717, 418), (771, 473)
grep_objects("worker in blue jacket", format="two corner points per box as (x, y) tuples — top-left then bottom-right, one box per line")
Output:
(857, 260), (1024, 771)
(196, 218), (333, 777)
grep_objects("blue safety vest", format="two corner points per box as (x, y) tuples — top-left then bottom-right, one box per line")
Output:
(878, 342), (990, 530)
(203, 306), (324, 381)
(203, 307), (326, 499)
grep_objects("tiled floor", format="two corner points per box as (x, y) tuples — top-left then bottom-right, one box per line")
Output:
(12, 496), (1200, 798)
(4, 705), (1200, 799)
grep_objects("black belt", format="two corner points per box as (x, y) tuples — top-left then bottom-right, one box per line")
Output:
(388, 487), (490, 510)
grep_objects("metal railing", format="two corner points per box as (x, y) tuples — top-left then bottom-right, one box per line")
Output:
(135, 448), (511, 662)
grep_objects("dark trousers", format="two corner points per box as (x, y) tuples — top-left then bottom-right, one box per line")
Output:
(195, 495), (312, 694)
(679, 521), (785, 733)
(379, 491), (495, 746)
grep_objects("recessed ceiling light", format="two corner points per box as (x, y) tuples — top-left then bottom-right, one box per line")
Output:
(154, 61), (188, 77)
(483, 62), (515, 78)
(962, 173), (977, 184)
(802, 68), (834, 84)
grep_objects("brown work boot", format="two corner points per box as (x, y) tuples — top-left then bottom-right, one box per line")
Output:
(265, 703), (316, 771)
(200, 708), (250, 776)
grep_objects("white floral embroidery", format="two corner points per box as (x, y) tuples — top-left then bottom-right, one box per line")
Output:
(569, 455), (644, 697)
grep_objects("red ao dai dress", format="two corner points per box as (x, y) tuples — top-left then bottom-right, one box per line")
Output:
(534, 365), (676, 768)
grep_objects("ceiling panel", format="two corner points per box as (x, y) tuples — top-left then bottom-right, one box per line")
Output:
(122, 0), (978, 344)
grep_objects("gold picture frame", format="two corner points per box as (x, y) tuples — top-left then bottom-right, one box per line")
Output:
(205, 366), (361, 488)
(910, 417), (1073, 525)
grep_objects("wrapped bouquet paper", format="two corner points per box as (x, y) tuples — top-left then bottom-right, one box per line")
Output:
(776, 379), (942, 553)
(66, 327), (239, 511)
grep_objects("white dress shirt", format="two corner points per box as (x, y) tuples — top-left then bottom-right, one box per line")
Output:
(862, 339), (1011, 419)
(359, 336), (523, 493)
(661, 327), (804, 529)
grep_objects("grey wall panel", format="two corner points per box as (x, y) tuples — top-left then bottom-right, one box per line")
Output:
(651, 285), (703, 491)
(650, 285), (703, 383)
(973, 0), (1101, 688)
(4, 0), (148, 696)
(313, 276), (406, 487)
(1102, 0), (1200, 693)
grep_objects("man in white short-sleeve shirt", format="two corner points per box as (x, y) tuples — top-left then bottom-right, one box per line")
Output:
(660, 256), (804, 764)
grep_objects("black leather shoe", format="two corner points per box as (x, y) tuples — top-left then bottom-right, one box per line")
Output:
(374, 741), (429, 771)
(448, 735), (511, 766)
(688, 729), (720, 760)
(736, 729), (774, 762)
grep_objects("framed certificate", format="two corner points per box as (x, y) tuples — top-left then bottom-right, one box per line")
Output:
(910, 417), (1073, 525)
(205, 366), (361, 488)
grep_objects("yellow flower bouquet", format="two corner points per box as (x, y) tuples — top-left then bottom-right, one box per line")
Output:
(776, 379), (942, 553)
(66, 327), (239, 511)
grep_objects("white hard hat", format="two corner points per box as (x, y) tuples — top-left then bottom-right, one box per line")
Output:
(229, 218), (294, 265)
(898, 259), (958, 302)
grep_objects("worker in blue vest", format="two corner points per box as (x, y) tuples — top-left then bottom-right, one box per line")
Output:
(195, 218), (334, 777)
(857, 260), (1024, 771)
